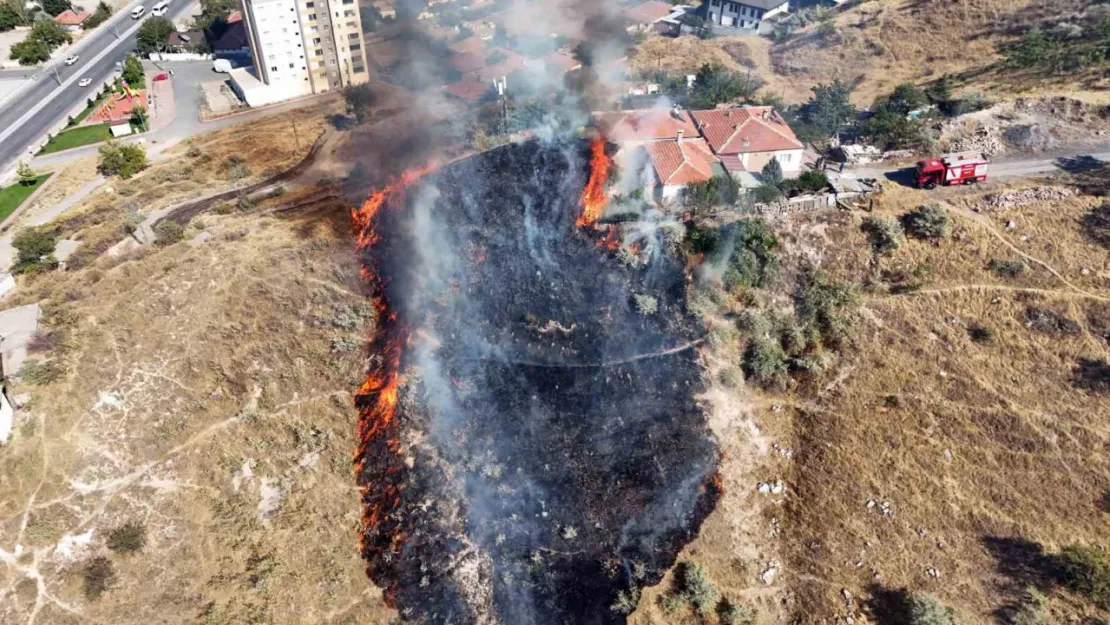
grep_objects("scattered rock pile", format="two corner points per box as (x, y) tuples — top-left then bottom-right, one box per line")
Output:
(977, 187), (1074, 212)
(948, 126), (1002, 155)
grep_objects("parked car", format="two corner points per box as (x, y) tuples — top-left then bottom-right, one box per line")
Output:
(78, 77), (92, 87)
(131, 5), (145, 18)
(212, 58), (232, 73)
(64, 54), (79, 65)
(151, 0), (169, 16)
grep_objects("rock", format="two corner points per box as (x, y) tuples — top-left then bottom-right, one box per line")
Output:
(761, 566), (778, 584)
(866, 499), (875, 509)
(758, 482), (771, 494)
(977, 187), (1074, 212)
(12, 393), (31, 408)
(770, 481), (785, 495)
(1005, 220), (1017, 230)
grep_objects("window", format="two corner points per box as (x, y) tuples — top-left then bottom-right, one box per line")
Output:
(314, 49), (324, 56)
(348, 32), (359, 39)
(346, 21), (356, 27)
(313, 37), (321, 44)
(343, 9), (354, 16)
(349, 43), (360, 51)
(282, 27), (288, 33)
(353, 64), (365, 73)
(307, 13), (315, 19)
(270, 65), (278, 71)
(305, 1), (313, 6)
(289, 62), (294, 68)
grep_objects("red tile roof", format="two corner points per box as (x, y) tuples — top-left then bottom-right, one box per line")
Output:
(690, 107), (803, 155)
(53, 9), (89, 25)
(622, 0), (674, 24)
(473, 50), (527, 82)
(593, 108), (698, 143)
(539, 51), (580, 73)
(448, 51), (487, 74)
(443, 80), (490, 102)
(645, 138), (719, 186)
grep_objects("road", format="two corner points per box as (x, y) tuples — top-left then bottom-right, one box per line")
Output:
(0, 0), (196, 176)
(847, 146), (1110, 183)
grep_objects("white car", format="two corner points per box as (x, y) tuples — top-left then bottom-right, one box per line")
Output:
(130, 5), (145, 18)
(78, 77), (92, 87)
(64, 54), (79, 65)
(151, 0), (169, 16)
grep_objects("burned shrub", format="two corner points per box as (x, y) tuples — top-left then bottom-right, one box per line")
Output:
(1025, 306), (1080, 335)
(106, 522), (147, 554)
(1072, 358), (1110, 394)
(862, 216), (904, 256)
(1057, 543), (1110, 608)
(902, 204), (949, 239)
(83, 556), (116, 600)
(989, 259), (1026, 278)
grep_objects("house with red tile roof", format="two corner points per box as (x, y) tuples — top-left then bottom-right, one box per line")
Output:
(641, 137), (721, 201)
(53, 9), (90, 31)
(689, 106), (804, 184)
(591, 108), (698, 144)
(622, 0), (676, 31)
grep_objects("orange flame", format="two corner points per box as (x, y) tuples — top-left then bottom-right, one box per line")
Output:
(350, 164), (435, 603)
(576, 137), (611, 228)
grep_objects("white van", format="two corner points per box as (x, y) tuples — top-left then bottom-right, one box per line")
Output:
(151, 1), (168, 16)
(130, 5), (146, 18)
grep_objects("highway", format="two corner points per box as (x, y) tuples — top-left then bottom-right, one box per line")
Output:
(0, 0), (195, 176)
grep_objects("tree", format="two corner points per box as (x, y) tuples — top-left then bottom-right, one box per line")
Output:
(752, 183), (781, 204)
(926, 74), (952, 105)
(130, 104), (148, 131)
(1058, 544), (1110, 608)
(83, 0), (111, 27)
(121, 53), (144, 86)
(16, 161), (36, 186)
(761, 158), (783, 186)
(1007, 28), (1049, 68)
(344, 84), (377, 124)
(687, 63), (759, 109)
(9, 38), (50, 65)
(861, 216), (904, 255)
(883, 83), (928, 115)
(136, 17), (174, 55)
(97, 141), (148, 179)
(862, 105), (929, 150)
(40, 0), (71, 16)
(796, 79), (856, 140)
(29, 20), (71, 49)
(0, 1), (25, 31)
(907, 592), (954, 625)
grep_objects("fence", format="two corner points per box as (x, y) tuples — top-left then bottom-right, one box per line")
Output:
(148, 52), (214, 62)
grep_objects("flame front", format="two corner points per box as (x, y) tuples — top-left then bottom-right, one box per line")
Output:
(576, 136), (611, 228)
(350, 165), (434, 603)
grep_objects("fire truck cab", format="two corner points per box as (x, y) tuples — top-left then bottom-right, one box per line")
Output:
(915, 151), (989, 189)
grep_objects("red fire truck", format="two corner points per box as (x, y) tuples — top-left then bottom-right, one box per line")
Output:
(914, 152), (990, 189)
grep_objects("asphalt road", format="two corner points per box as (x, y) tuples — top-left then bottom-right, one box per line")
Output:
(0, 0), (195, 175)
(847, 146), (1110, 184)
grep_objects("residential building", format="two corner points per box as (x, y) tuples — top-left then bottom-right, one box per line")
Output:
(701, 0), (788, 30)
(621, 0), (675, 32)
(642, 135), (720, 201)
(689, 106), (804, 186)
(53, 9), (89, 31)
(592, 108), (698, 145)
(231, 0), (370, 107)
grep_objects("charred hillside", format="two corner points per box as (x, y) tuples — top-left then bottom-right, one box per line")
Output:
(353, 139), (721, 625)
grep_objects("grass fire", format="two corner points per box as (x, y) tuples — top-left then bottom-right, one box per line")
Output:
(349, 139), (720, 625)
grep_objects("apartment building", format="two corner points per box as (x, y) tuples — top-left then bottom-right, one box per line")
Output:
(233, 0), (370, 106)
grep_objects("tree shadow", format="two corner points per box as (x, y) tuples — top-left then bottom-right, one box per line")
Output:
(981, 536), (1063, 593)
(863, 584), (911, 625)
(1072, 358), (1110, 395)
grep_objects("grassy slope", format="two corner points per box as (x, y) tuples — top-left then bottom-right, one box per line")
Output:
(0, 174), (52, 223)
(648, 181), (1110, 625)
(38, 123), (113, 154)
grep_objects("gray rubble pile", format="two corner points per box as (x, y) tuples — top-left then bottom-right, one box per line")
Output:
(977, 187), (1075, 211)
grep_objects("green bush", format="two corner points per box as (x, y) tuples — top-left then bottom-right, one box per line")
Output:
(19, 360), (61, 385)
(83, 556), (115, 600)
(609, 588), (640, 614)
(723, 219), (780, 290)
(795, 269), (860, 346)
(236, 195), (257, 212)
(686, 175), (740, 213)
(861, 216), (904, 255)
(84, 1), (112, 28)
(989, 258), (1026, 278)
(761, 158), (783, 186)
(1009, 587), (1046, 625)
(1058, 543), (1110, 608)
(903, 204), (950, 239)
(720, 600), (757, 625)
(97, 142), (148, 179)
(751, 182), (782, 204)
(907, 592), (955, 625)
(153, 220), (185, 246)
(743, 336), (788, 388)
(106, 522), (147, 554)
(674, 562), (720, 616)
(633, 293), (658, 315)
(11, 227), (57, 274)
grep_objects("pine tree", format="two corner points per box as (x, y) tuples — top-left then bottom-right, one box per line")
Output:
(16, 161), (35, 186)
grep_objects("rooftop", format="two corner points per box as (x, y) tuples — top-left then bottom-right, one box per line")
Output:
(592, 108), (698, 143)
(53, 9), (89, 25)
(644, 138), (720, 186)
(690, 106), (803, 154)
(622, 0), (675, 24)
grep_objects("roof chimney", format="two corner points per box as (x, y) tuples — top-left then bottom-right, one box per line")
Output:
(677, 129), (684, 142)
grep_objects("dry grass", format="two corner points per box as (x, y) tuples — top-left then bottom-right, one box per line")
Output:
(630, 178), (1110, 625)
(0, 208), (395, 625)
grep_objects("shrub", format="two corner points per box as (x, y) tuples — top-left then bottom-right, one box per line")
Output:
(185, 143), (202, 158)
(723, 219), (780, 290)
(686, 175), (740, 213)
(782, 169), (829, 195)
(236, 195), (257, 212)
(19, 360), (61, 385)
(17, 161), (36, 186)
(84, 1), (112, 28)
(97, 142), (148, 179)
(609, 588), (640, 614)
(12, 227), (56, 273)
(761, 158), (784, 186)
(83, 556), (115, 600)
(743, 336), (788, 388)
(907, 592), (954, 625)
(861, 216), (904, 255)
(28, 329), (64, 353)
(633, 293), (658, 315)
(1009, 587), (1046, 625)
(676, 562), (720, 616)
(989, 258), (1025, 278)
(968, 324), (994, 343)
(720, 600), (757, 625)
(106, 522), (147, 554)
(795, 269), (860, 346)
(227, 163), (251, 181)
(751, 182), (782, 204)
(903, 204), (949, 239)
(216, 202), (234, 215)
(153, 220), (185, 246)
(1058, 544), (1110, 608)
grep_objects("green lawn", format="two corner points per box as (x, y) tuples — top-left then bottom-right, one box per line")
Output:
(0, 174), (52, 224)
(38, 123), (113, 154)
(70, 92), (111, 126)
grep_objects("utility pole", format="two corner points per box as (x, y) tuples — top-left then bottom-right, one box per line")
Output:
(497, 76), (507, 137)
(51, 65), (62, 86)
(292, 119), (299, 150)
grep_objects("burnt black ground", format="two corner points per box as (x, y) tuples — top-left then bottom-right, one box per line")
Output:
(357, 139), (720, 625)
